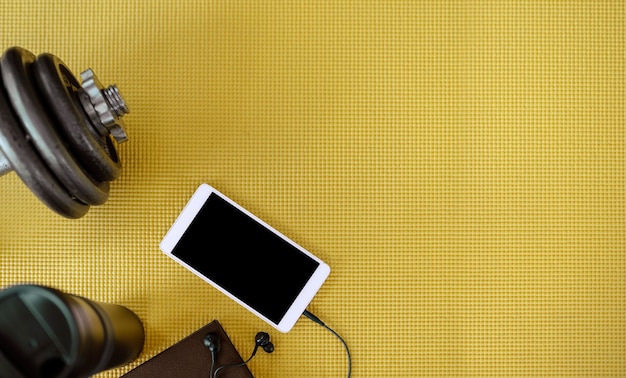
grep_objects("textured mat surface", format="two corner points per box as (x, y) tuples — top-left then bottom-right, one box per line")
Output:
(0, 1), (624, 377)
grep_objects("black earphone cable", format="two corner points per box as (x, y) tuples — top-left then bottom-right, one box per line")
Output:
(209, 349), (217, 378)
(303, 310), (352, 378)
(212, 343), (260, 378)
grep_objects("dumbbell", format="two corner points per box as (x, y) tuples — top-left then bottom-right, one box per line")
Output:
(0, 46), (129, 219)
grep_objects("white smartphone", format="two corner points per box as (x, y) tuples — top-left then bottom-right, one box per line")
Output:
(160, 184), (331, 333)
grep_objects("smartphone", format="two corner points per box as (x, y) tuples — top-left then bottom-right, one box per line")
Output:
(159, 184), (331, 333)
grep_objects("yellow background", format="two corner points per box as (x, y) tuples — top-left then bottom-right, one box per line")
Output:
(0, 1), (624, 377)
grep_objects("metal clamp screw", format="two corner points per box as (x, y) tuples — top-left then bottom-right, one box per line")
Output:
(78, 68), (129, 143)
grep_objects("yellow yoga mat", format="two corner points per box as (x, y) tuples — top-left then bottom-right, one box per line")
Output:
(0, 1), (624, 377)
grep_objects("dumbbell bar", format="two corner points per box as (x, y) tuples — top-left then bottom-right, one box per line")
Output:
(0, 47), (129, 219)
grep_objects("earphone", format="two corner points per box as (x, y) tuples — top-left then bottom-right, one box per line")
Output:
(204, 331), (274, 378)
(253, 331), (275, 354)
(203, 332), (221, 353)
(203, 311), (351, 378)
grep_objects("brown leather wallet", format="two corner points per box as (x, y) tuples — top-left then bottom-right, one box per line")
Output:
(122, 320), (253, 378)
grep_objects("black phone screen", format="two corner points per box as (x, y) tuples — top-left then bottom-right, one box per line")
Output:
(171, 193), (320, 323)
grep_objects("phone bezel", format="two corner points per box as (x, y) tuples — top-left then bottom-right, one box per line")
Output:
(159, 184), (331, 333)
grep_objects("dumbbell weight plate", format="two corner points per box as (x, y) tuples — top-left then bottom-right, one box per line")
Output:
(0, 73), (89, 219)
(32, 53), (121, 183)
(0, 47), (109, 206)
